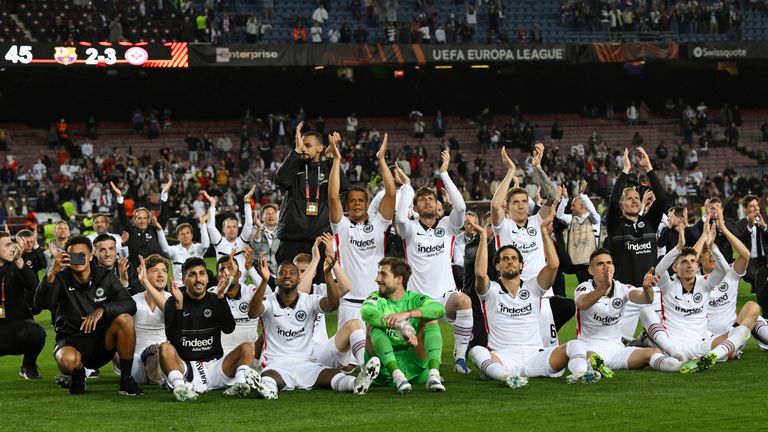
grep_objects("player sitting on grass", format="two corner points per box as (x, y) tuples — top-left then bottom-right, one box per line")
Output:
(294, 234), (367, 369)
(467, 212), (603, 387)
(361, 257), (447, 393)
(249, 254), (380, 398)
(575, 250), (690, 374)
(158, 257), (267, 401)
(639, 221), (752, 372)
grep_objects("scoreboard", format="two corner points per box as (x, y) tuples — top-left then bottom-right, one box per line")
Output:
(1, 42), (188, 68)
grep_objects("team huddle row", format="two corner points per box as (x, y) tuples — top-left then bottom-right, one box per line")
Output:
(2, 129), (768, 401)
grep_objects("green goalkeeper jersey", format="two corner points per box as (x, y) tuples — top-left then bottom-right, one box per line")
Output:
(360, 290), (445, 349)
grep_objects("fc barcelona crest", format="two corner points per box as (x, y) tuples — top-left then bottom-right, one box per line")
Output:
(54, 47), (77, 65)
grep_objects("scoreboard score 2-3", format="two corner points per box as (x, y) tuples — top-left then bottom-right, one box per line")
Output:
(1, 42), (188, 68)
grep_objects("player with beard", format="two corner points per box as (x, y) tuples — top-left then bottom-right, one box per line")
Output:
(468, 213), (603, 386)
(158, 257), (266, 401)
(249, 254), (380, 398)
(35, 236), (141, 396)
(328, 131), (395, 330)
(394, 151), (474, 374)
(362, 257), (447, 393)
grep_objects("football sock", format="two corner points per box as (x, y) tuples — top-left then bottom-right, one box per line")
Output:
(453, 309), (473, 360)
(469, 346), (508, 382)
(566, 340), (587, 374)
(168, 370), (185, 390)
(349, 329), (366, 366)
(424, 322), (443, 370)
(649, 352), (683, 372)
(330, 373), (355, 392)
(711, 325), (750, 360)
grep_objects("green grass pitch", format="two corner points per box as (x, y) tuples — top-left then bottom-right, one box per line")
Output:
(0, 266), (765, 432)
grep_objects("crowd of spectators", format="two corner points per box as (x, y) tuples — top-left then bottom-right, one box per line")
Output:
(562, 0), (746, 38)
(1, 102), (767, 241)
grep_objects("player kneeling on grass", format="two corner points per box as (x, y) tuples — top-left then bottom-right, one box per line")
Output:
(467, 215), (602, 387)
(248, 254), (380, 399)
(295, 234), (367, 369)
(575, 249), (689, 375)
(34, 236), (142, 396)
(639, 222), (752, 373)
(159, 257), (266, 401)
(361, 257), (447, 393)
(111, 254), (172, 385)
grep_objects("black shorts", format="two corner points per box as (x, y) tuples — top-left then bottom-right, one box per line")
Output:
(54, 318), (116, 369)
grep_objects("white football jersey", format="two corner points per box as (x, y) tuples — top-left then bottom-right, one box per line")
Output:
(331, 213), (390, 301)
(659, 274), (719, 342)
(575, 280), (642, 346)
(260, 292), (323, 365)
(167, 243), (209, 284)
(221, 284), (260, 352)
(132, 291), (171, 353)
(478, 279), (547, 352)
(309, 283), (329, 346)
(208, 205), (253, 284)
(399, 216), (460, 298)
(707, 267), (742, 335)
(493, 215), (546, 281)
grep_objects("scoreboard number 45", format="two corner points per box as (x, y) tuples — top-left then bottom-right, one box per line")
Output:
(4, 45), (32, 64)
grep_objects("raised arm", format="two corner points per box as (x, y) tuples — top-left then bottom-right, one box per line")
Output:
(491, 147), (518, 227)
(536, 205), (561, 292)
(377, 133), (396, 221)
(239, 186), (255, 244)
(581, 193), (600, 225)
(474, 222), (491, 295)
(716, 208), (749, 275)
(158, 178), (172, 227)
(111, 181), (133, 235)
(327, 132), (344, 225)
(196, 213), (211, 255)
(394, 166), (414, 238)
(606, 150), (631, 235)
(202, 191), (223, 246)
(298, 237), (323, 294)
(555, 189), (572, 225)
(528, 143), (556, 219)
(247, 253), (271, 318)
(638, 147), (667, 228)
(154, 220), (173, 259)
(655, 225), (684, 286)
(274, 123), (305, 189)
(628, 267), (658, 304)
(318, 254), (340, 313)
(440, 151), (466, 232)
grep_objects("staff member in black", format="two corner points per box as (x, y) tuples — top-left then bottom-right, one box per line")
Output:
(274, 123), (349, 279)
(16, 228), (47, 311)
(735, 194), (768, 292)
(110, 178), (172, 268)
(0, 232), (46, 380)
(34, 236), (141, 396)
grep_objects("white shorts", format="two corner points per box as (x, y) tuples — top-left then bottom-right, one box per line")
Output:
(262, 361), (327, 391)
(312, 336), (354, 369)
(620, 288), (661, 340)
(539, 297), (559, 347)
(182, 357), (236, 393)
(493, 347), (565, 378)
(221, 323), (259, 354)
(668, 336), (715, 362)
(585, 342), (638, 370)
(435, 291), (458, 324)
(338, 301), (365, 332)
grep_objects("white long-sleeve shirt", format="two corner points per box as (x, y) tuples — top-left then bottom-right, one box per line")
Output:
(157, 223), (210, 285)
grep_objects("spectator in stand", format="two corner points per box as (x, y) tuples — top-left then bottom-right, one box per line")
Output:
(246, 16), (259, 43)
(311, 23), (323, 43)
(292, 23), (308, 43)
(433, 111), (446, 138)
(354, 24), (368, 42)
(346, 113), (358, 143)
(761, 119), (768, 143)
(626, 102), (638, 125)
(328, 25), (340, 43)
(263, 0), (274, 22)
(312, 4), (329, 25)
